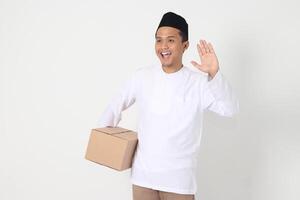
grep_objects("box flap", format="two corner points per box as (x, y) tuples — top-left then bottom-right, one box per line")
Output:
(94, 127), (130, 135)
(116, 132), (138, 140)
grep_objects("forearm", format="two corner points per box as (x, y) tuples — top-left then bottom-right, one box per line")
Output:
(96, 73), (137, 127)
(205, 70), (239, 116)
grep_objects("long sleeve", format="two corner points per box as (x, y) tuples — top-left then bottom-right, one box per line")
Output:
(201, 70), (239, 117)
(96, 72), (137, 127)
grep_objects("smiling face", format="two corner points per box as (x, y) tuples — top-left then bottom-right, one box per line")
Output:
(155, 27), (189, 71)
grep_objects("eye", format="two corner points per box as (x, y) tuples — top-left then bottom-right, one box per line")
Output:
(168, 39), (175, 43)
(156, 39), (161, 43)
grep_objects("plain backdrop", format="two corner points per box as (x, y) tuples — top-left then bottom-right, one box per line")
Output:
(1, 0), (299, 200)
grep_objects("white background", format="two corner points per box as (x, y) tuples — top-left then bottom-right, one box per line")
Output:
(1, 0), (299, 200)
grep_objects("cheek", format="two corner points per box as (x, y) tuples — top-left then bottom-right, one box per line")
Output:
(174, 45), (185, 55)
(154, 45), (160, 53)
(171, 47), (181, 56)
(155, 46), (159, 54)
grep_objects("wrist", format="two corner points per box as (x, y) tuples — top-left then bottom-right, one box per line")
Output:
(208, 68), (219, 79)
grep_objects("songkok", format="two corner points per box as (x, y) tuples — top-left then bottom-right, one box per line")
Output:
(156, 12), (188, 41)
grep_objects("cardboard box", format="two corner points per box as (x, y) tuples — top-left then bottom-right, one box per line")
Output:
(85, 127), (138, 171)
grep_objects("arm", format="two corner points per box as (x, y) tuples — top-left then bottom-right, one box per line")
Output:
(191, 39), (239, 116)
(96, 72), (137, 127)
(201, 70), (239, 116)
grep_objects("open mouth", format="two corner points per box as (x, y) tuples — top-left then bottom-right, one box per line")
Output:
(161, 51), (171, 58)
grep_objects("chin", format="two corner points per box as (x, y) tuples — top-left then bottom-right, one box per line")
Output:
(162, 64), (171, 68)
(160, 60), (172, 67)
(160, 63), (168, 68)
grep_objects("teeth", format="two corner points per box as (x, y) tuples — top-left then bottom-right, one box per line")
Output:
(161, 52), (171, 56)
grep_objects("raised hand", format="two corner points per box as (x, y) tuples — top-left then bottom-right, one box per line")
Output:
(191, 40), (219, 78)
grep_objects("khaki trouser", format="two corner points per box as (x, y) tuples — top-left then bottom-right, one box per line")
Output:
(132, 184), (195, 200)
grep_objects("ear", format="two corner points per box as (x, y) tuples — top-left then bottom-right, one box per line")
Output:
(183, 41), (189, 52)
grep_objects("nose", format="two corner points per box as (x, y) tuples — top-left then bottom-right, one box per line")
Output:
(161, 40), (169, 49)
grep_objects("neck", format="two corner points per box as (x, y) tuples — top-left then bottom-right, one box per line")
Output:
(162, 63), (183, 73)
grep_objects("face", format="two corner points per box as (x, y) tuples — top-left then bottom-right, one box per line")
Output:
(155, 26), (189, 69)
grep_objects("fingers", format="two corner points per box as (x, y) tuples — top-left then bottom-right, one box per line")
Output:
(201, 40), (209, 53)
(199, 40), (215, 54)
(197, 43), (204, 57)
(207, 42), (215, 54)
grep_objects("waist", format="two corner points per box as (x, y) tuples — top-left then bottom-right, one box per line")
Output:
(133, 146), (198, 170)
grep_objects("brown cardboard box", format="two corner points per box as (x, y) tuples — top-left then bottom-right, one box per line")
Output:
(85, 127), (138, 171)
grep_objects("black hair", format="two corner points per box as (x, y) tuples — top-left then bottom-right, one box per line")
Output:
(179, 30), (188, 42)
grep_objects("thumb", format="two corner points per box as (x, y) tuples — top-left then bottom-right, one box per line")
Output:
(191, 61), (204, 71)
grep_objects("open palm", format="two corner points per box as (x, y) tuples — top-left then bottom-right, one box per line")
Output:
(191, 40), (219, 78)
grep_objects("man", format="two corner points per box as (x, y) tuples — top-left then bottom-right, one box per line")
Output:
(97, 12), (239, 200)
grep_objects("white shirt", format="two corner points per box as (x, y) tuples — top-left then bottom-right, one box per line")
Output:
(97, 64), (239, 195)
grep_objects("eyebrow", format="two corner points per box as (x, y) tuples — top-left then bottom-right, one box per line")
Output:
(155, 35), (176, 39)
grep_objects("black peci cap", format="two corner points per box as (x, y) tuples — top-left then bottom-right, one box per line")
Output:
(156, 12), (188, 41)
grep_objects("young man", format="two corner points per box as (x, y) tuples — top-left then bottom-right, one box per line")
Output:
(97, 12), (239, 200)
